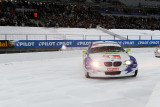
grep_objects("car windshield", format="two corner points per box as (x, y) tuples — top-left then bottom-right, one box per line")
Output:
(91, 46), (124, 53)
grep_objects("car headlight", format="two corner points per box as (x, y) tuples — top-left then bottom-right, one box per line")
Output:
(124, 60), (133, 65)
(91, 60), (102, 68)
(157, 49), (160, 53)
(61, 45), (67, 50)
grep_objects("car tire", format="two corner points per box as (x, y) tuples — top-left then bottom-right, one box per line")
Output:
(85, 71), (90, 78)
(131, 70), (138, 77)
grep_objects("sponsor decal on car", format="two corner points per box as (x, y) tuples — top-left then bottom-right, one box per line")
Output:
(92, 44), (99, 47)
(102, 55), (121, 59)
(107, 68), (119, 71)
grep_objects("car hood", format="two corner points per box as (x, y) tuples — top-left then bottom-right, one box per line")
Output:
(89, 52), (130, 62)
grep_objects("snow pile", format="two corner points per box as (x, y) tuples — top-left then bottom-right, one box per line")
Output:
(0, 26), (160, 40)
(110, 29), (160, 40)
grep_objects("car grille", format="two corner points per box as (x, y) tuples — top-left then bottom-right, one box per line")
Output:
(104, 62), (112, 67)
(104, 61), (122, 67)
(113, 61), (122, 66)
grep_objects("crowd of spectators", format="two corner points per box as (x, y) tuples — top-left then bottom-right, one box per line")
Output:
(0, 1), (160, 30)
(0, 1), (37, 27)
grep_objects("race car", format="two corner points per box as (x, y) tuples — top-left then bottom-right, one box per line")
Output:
(82, 41), (138, 78)
(154, 45), (160, 57)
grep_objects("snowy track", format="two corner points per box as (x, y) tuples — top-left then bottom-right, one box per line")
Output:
(0, 48), (160, 107)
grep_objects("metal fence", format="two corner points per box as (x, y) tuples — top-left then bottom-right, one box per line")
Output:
(0, 34), (160, 40)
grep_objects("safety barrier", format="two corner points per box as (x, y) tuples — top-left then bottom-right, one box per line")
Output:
(0, 34), (159, 40)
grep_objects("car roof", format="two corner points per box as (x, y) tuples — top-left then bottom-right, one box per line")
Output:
(92, 41), (121, 47)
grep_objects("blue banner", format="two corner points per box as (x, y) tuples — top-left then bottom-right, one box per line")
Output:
(14, 40), (160, 48)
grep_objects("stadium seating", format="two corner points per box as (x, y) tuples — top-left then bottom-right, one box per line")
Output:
(0, 0), (160, 30)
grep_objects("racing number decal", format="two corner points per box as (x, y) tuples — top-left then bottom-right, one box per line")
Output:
(107, 68), (119, 71)
(102, 55), (121, 59)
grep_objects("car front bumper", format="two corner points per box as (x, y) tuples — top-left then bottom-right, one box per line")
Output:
(86, 68), (138, 77)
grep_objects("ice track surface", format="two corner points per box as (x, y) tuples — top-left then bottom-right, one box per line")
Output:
(0, 48), (160, 107)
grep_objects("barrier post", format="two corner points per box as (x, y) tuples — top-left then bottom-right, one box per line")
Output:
(99, 35), (101, 40)
(114, 35), (115, 40)
(151, 36), (152, 40)
(139, 35), (141, 40)
(63, 34), (66, 40)
(5, 34), (7, 40)
(26, 35), (28, 40)
(127, 35), (128, 40)
(46, 35), (47, 40)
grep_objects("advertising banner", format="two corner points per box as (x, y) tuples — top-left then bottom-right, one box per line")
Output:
(0, 40), (14, 48)
(13, 40), (160, 48)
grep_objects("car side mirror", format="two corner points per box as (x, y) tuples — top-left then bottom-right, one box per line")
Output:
(126, 49), (131, 53)
(83, 50), (87, 54)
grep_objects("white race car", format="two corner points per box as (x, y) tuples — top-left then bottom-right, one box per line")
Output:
(154, 46), (160, 57)
(83, 41), (138, 78)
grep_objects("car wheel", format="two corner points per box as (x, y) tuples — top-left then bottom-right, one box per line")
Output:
(85, 71), (90, 78)
(131, 70), (138, 77)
